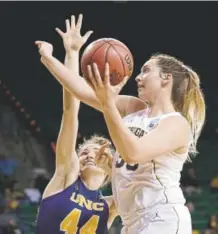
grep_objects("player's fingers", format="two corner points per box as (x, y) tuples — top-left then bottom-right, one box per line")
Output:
(65, 19), (70, 32)
(95, 151), (102, 162)
(55, 28), (65, 37)
(82, 31), (93, 42)
(104, 63), (110, 85)
(99, 155), (107, 164)
(76, 14), (83, 31)
(71, 15), (75, 29)
(96, 152), (107, 165)
(35, 41), (44, 46)
(99, 142), (111, 155)
(35, 41), (45, 52)
(87, 65), (97, 89)
(93, 63), (103, 87)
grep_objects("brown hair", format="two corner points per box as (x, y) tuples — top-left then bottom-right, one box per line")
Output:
(151, 53), (206, 156)
(78, 134), (114, 187)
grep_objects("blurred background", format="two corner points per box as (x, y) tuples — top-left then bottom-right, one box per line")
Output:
(0, 1), (218, 234)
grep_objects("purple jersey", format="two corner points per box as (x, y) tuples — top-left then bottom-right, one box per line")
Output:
(35, 177), (109, 234)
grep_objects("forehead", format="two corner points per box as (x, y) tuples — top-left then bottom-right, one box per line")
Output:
(142, 59), (158, 69)
(80, 143), (100, 152)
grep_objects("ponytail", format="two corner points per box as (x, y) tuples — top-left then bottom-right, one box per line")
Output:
(152, 53), (206, 157)
(181, 69), (206, 156)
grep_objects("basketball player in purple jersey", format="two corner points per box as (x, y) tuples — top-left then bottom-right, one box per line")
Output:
(35, 15), (117, 234)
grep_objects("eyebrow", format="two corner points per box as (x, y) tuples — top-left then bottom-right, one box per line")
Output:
(141, 64), (149, 72)
(81, 149), (89, 153)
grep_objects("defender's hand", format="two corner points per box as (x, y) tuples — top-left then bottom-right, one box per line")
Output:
(56, 14), (93, 52)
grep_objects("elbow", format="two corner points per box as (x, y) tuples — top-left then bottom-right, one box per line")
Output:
(124, 148), (152, 164)
(125, 157), (138, 164)
(125, 155), (141, 164)
(123, 148), (141, 164)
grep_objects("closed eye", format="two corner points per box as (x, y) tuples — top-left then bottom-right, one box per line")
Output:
(141, 65), (150, 74)
(80, 150), (89, 157)
(143, 67), (150, 73)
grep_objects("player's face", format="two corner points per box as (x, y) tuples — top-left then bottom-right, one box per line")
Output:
(135, 59), (162, 102)
(78, 144), (106, 179)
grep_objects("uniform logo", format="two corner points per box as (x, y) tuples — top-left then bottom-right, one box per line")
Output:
(147, 118), (160, 132)
(70, 192), (104, 211)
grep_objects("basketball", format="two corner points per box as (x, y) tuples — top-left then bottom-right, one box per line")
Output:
(81, 38), (134, 86)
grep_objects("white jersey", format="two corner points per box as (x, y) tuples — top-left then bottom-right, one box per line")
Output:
(111, 109), (188, 227)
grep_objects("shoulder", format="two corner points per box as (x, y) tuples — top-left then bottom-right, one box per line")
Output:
(158, 113), (190, 132)
(160, 113), (190, 128)
(41, 176), (79, 200)
(116, 95), (146, 117)
(157, 114), (191, 144)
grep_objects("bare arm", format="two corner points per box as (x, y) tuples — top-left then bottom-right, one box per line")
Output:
(102, 102), (190, 164)
(42, 51), (80, 199)
(55, 51), (80, 179)
(42, 15), (88, 199)
(40, 54), (146, 117)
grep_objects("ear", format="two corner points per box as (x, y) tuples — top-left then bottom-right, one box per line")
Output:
(160, 73), (172, 86)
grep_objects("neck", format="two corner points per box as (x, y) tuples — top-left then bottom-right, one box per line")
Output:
(148, 93), (175, 118)
(80, 173), (103, 191)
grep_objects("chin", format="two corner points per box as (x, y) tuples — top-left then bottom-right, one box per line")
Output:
(138, 93), (145, 101)
(138, 92), (149, 103)
(81, 165), (104, 174)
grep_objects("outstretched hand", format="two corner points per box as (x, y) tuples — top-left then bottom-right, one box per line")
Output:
(87, 63), (129, 107)
(95, 142), (113, 175)
(56, 14), (93, 52)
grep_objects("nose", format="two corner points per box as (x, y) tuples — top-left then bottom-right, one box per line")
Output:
(86, 155), (94, 160)
(135, 74), (141, 82)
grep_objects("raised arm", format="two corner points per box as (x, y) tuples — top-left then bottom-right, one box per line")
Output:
(42, 15), (92, 199)
(35, 23), (146, 116)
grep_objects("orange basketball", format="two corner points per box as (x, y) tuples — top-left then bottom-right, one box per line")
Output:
(81, 38), (134, 86)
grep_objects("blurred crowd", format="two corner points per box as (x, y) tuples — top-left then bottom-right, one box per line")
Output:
(181, 168), (218, 234)
(0, 158), (49, 233)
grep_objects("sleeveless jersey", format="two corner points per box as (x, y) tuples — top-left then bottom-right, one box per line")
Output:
(36, 177), (109, 234)
(112, 109), (188, 226)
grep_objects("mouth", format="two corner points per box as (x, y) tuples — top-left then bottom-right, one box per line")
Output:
(83, 160), (96, 166)
(137, 83), (144, 90)
(137, 86), (144, 92)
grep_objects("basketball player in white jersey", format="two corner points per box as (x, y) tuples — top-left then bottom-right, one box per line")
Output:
(35, 26), (206, 233)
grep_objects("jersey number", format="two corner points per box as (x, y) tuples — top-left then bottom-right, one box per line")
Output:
(115, 155), (138, 171)
(60, 208), (99, 234)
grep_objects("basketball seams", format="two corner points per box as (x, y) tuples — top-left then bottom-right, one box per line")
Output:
(81, 39), (133, 86)
(104, 40), (126, 77)
(89, 42), (109, 65)
(103, 39), (132, 58)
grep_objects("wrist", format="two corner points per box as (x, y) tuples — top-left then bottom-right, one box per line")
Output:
(101, 99), (116, 111)
(65, 50), (79, 58)
(41, 54), (53, 63)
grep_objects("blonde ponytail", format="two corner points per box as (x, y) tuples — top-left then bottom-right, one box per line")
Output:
(182, 69), (206, 155)
(152, 53), (206, 157)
